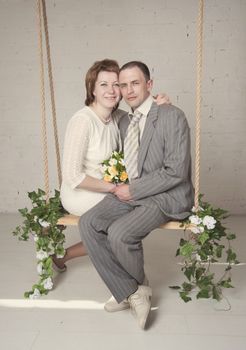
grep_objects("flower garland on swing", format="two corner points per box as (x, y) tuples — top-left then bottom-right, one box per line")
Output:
(13, 152), (238, 301)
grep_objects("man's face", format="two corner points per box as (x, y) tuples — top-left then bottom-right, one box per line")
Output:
(119, 67), (152, 110)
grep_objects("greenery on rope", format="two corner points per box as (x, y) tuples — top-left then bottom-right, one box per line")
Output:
(170, 195), (239, 303)
(13, 189), (67, 298)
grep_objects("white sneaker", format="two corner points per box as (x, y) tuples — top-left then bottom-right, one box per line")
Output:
(104, 276), (149, 313)
(128, 285), (152, 329)
(104, 295), (130, 312)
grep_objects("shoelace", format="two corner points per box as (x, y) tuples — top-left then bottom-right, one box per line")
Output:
(129, 293), (149, 309)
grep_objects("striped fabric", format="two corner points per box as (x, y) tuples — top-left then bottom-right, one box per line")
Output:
(124, 111), (142, 181)
(79, 194), (169, 303)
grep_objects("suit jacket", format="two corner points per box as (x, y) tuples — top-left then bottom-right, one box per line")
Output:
(119, 102), (194, 220)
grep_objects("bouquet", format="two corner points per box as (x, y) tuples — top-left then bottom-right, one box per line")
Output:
(101, 151), (128, 184)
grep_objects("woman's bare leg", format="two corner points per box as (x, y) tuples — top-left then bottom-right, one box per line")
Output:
(52, 242), (87, 269)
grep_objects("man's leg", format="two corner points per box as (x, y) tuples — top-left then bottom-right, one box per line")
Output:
(79, 194), (138, 303)
(106, 201), (169, 292)
(79, 195), (169, 303)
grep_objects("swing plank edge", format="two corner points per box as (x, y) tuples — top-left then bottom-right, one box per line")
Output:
(57, 214), (192, 230)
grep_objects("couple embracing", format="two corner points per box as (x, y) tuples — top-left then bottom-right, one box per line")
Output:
(55, 59), (194, 329)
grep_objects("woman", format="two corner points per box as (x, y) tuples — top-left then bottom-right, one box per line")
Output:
(60, 59), (122, 216)
(53, 59), (170, 271)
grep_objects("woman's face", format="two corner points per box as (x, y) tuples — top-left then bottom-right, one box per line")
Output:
(93, 71), (121, 109)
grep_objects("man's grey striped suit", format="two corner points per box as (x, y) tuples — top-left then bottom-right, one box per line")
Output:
(79, 102), (194, 303)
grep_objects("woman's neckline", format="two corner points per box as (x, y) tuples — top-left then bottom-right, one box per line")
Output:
(87, 106), (112, 125)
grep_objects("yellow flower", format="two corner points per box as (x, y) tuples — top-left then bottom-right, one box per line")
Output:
(104, 174), (113, 182)
(120, 171), (128, 182)
(108, 166), (118, 177)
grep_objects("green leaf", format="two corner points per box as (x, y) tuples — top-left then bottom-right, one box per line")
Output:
(226, 248), (237, 263)
(225, 265), (232, 271)
(169, 285), (181, 290)
(184, 265), (196, 281)
(179, 291), (192, 303)
(197, 274), (214, 289)
(212, 285), (222, 301)
(198, 232), (210, 245)
(215, 244), (224, 258)
(175, 248), (180, 256)
(195, 267), (206, 280)
(180, 242), (194, 257)
(182, 282), (193, 292)
(227, 233), (236, 240)
(196, 287), (211, 299)
(218, 278), (234, 289)
(179, 238), (187, 247)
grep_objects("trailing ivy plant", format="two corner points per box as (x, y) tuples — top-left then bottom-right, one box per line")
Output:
(13, 189), (67, 298)
(171, 195), (239, 303)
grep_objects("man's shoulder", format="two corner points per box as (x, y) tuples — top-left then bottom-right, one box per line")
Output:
(155, 103), (185, 116)
(154, 103), (187, 124)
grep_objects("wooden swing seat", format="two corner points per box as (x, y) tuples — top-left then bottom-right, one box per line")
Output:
(57, 214), (192, 230)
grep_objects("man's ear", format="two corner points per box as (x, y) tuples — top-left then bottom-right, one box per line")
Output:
(147, 79), (153, 92)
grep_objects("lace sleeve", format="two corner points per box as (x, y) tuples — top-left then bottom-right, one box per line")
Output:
(62, 114), (90, 189)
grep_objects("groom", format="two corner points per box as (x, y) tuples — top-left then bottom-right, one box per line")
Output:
(79, 61), (194, 329)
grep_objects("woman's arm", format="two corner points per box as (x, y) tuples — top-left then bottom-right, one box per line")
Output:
(62, 113), (115, 193)
(77, 175), (115, 192)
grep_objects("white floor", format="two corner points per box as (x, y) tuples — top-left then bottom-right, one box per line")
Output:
(0, 213), (246, 350)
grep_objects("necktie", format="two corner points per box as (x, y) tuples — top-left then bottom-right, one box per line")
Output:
(124, 111), (142, 181)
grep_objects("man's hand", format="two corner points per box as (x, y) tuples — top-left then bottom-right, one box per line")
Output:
(112, 184), (133, 201)
(153, 93), (172, 105)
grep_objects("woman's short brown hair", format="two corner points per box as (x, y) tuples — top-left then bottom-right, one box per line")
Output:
(85, 59), (120, 106)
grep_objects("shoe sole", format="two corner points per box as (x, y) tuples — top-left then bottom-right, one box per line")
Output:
(52, 260), (67, 273)
(104, 303), (130, 313)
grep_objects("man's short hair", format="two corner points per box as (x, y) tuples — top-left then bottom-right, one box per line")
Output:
(120, 61), (150, 81)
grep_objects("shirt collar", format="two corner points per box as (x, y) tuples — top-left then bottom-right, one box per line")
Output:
(128, 95), (154, 119)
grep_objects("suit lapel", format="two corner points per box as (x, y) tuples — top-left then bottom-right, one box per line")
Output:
(138, 102), (159, 176)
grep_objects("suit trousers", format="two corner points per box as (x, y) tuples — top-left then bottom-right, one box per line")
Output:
(79, 193), (170, 303)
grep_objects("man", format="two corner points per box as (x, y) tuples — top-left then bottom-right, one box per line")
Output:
(79, 61), (194, 329)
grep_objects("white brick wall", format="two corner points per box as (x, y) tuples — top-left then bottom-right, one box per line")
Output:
(0, 0), (245, 214)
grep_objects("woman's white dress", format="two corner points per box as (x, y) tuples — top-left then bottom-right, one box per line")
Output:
(60, 106), (123, 215)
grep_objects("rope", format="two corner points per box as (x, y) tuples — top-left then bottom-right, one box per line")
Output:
(41, 0), (62, 188)
(194, 0), (204, 209)
(37, 0), (49, 201)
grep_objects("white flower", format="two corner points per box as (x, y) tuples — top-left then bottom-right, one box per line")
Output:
(33, 234), (39, 242)
(34, 216), (38, 222)
(43, 277), (53, 290)
(195, 253), (201, 261)
(29, 288), (41, 299)
(189, 215), (202, 225)
(190, 225), (204, 234)
(203, 215), (216, 230)
(56, 253), (65, 258)
(37, 262), (44, 275)
(109, 158), (117, 166)
(39, 219), (50, 228)
(191, 206), (204, 213)
(36, 249), (48, 260)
